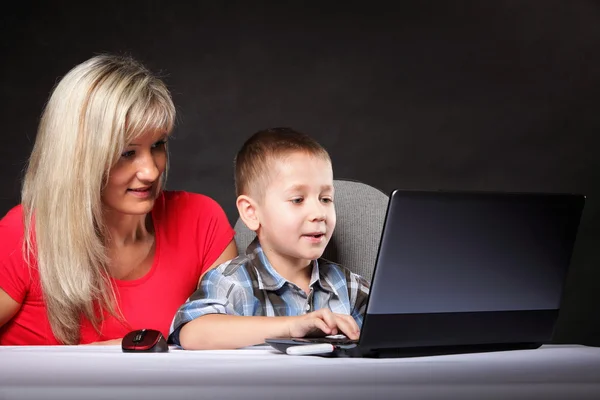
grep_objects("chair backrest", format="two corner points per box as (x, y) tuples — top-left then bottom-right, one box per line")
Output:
(233, 179), (389, 280)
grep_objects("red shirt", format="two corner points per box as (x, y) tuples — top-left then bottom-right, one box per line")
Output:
(0, 191), (235, 345)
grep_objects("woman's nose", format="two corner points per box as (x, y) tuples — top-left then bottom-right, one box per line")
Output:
(136, 154), (160, 182)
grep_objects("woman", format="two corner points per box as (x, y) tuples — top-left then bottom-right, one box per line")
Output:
(0, 54), (238, 345)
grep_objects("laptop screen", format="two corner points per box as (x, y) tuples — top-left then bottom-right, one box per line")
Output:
(367, 190), (584, 315)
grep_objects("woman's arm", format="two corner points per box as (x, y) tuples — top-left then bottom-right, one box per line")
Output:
(84, 338), (123, 345)
(201, 240), (238, 280)
(0, 288), (20, 328)
(208, 240), (238, 270)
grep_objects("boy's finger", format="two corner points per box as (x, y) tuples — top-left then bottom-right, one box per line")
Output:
(336, 316), (360, 340)
(312, 319), (332, 335)
(319, 309), (337, 329)
(338, 321), (359, 340)
(347, 317), (360, 335)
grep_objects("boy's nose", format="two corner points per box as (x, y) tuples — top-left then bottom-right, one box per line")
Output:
(308, 201), (327, 222)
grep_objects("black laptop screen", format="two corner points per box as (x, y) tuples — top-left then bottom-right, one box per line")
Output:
(367, 191), (584, 315)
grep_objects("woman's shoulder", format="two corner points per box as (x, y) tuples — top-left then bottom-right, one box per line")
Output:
(152, 191), (233, 256)
(1, 204), (23, 220)
(152, 191), (229, 228)
(157, 190), (223, 213)
(0, 205), (24, 237)
(0, 205), (26, 266)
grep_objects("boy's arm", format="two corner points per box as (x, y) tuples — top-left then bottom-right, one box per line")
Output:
(170, 266), (352, 349)
(180, 308), (351, 350)
(179, 314), (292, 350)
(169, 264), (256, 348)
(170, 266), (293, 350)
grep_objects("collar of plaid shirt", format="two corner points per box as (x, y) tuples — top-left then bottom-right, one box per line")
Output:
(243, 237), (341, 297)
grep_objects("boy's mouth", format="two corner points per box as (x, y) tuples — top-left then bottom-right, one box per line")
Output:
(302, 232), (326, 240)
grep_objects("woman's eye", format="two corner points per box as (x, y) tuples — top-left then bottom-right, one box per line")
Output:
(121, 150), (135, 158)
(152, 140), (167, 149)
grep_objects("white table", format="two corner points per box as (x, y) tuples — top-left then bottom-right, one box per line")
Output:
(1, 344), (600, 399)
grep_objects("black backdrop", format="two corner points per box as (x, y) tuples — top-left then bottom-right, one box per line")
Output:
(1, 0), (598, 345)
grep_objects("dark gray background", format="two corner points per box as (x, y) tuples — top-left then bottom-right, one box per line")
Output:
(1, 1), (598, 345)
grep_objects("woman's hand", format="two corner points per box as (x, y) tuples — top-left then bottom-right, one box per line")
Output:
(84, 338), (123, 346)
(0, 288), (20, 329)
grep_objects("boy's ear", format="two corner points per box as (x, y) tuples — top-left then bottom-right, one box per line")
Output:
(236, 195), (260, 232)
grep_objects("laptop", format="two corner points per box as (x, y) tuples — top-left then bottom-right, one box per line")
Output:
(266, 189), (585, 358)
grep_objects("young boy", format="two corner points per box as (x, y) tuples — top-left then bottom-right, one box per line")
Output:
(169, 127), (370, 350)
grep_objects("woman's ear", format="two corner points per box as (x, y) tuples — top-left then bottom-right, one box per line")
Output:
(236, 195), (260, 231)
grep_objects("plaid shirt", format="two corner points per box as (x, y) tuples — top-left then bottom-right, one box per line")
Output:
(169, 238), (370, 345)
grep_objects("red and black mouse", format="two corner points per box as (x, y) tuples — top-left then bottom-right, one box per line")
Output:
(122, 329), (169, 353)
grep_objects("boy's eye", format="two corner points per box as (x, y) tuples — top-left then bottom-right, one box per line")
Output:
(121, 150), (135, 158)
(321, 197), (333, 204)
(291, 198), (304, 204)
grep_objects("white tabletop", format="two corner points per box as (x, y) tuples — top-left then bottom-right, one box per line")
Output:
(1, 344), (600, 400)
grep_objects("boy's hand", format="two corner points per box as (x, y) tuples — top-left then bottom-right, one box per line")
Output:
(288, 309), (360, 340)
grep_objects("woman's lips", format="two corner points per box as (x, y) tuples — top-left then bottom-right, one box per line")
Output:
(127, 187), (152, 199)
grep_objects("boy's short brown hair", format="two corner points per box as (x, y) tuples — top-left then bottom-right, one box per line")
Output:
(234, 127), (331, 199)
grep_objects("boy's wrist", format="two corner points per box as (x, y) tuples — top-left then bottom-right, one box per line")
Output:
(271, 315), (295, 339)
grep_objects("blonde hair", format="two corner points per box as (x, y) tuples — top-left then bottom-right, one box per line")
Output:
(234, 127), (331, 200)
(21, 54), (176, 344)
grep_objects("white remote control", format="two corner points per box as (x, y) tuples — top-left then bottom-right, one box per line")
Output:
(285, 343), (335, 356)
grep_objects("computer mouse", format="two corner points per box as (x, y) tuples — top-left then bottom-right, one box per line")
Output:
(122, 328), (169, 353)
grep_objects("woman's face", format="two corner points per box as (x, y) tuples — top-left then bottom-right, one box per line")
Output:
(102, 130), (168, 216)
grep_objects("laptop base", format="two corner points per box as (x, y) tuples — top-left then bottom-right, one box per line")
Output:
(265, 338), (542, 358)
(363, 342), (542, 358)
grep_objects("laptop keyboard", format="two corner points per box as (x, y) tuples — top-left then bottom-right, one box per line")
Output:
(293, 336), (358, 346)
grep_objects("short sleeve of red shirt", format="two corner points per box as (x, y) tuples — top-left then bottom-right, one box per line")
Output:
(154, 191), (235, 276)
(0, 205), (31, 303)
(191, 192), (236, 273)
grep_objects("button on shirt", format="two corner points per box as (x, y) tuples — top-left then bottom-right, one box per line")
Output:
(169, 238), (370, 345)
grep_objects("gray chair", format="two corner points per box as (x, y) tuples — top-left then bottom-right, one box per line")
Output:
(233, 179), (389, 280)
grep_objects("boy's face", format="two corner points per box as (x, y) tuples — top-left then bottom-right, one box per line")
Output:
(255, 151), (336, 269)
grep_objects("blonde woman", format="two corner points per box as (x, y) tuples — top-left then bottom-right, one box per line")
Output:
(0, 54), (238, 345)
